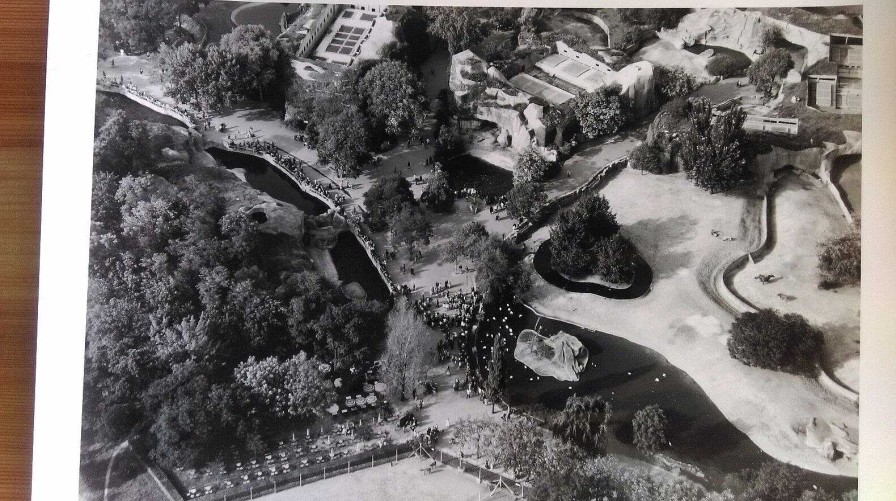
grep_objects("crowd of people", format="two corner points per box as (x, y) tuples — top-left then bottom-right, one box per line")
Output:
(97, 78), (202, 128)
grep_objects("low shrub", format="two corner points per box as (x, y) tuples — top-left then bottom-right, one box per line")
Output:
(706, 53), (751, 78)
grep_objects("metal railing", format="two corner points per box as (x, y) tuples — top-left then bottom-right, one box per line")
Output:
(200, 442), (416, 501)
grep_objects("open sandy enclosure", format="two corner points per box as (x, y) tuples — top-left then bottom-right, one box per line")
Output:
(528, 167), (859, 476)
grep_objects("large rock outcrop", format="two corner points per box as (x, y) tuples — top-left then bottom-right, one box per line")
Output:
(514, 329), (589, 382)
(304, 209), (348, 248)
(658, 8), (831, 71)
(611, 61), (657, 117)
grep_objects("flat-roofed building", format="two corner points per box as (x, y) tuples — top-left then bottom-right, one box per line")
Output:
(532, 42), (613, 93)
(507, 73), (576, 106)
(807, 33), (861, 113)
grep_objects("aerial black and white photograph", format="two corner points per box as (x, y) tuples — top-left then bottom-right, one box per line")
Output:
(79, 2), (864, 499)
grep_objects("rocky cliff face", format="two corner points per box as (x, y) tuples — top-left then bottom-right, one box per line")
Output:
(612, 61), (657, 117)
(658, 8), (831, 71)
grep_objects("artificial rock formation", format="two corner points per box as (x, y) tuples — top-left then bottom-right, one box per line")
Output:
(658, 8), (831, 71)
(514, 329), (589, 382)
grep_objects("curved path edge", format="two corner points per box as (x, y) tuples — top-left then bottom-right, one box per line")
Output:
(709, 142), (861, 405)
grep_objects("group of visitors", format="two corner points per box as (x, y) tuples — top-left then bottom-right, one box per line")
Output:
(97, 78), (201, 128)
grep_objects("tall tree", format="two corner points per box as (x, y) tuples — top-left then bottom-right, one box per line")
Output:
(505, 180), (547, 222)
(632, 404), (668, 453)
(381, 299), (432, 400)
(315, 103), (370, 177)
(219, 24), (281, 101)
(573, 87), (632, 138)
(364, 175), (416, 231)
(514, 147), (556, 183)
(391, 204), (433, 258)
(818, 217), (860, 287)
(476, 238), (532, 307)
(444, 221), (489, 266)
(488, 418), (547, 479)
(358, 60), (426, 139)
(549, 194), (622, 278)
(420, 170), (455, 213)
(99, 0), (203, 54)
(550, 395), (612, 453)
(742, 462), (807, 501)
(485, 335), (506, 413)
(679, 97), (751, 193)
(234, 352), (334, 418)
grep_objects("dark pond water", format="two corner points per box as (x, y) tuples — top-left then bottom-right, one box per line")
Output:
(206, 147), (391, 303)
(207, 147), (328, 215)
(686, 44), (752, 75)
(441, 154), (514, 198)
(831, 154), (862, 214)
(330, 231), (392, 303)
(480, 303), (857, 493)
(95, 91), (187, 133)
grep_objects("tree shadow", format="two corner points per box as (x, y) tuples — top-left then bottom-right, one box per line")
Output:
(624, 213), (697, 279)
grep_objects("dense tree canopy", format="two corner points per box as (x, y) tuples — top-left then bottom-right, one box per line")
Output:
(550, 395), (612, 453)
(476, 237), (532, 306)
(382, 6), (433, 67)
(629, 142), (670, 175)
(364, 175), (416, 231)
(550, 194), (635, 283)
(314, 103), (371, 177)
(573, 87), (633, 138)
(234, 353), (334, 418)
(99, 0), (204, 55)
(727, 309), (824, 376)
(93, 110), (158, 175)
(505, 180), (547, 222)
(84, 112), (388, 467)
(391, 204), (433, 257)
(618, 8), (689, 31)
(424, 7), (488, 54)
(655, 65), (698, 101)
(742, 462), (808, 501)
(158, 25), (288, 110)
(514, 147), (556, 183)
(444, 221), (489, 265)
(218, 25), (283, 101)
(420, 170), (455, 213)
(706, 52), (752, 78)
(358, 61), (426, 139)
(680, 97), (752, 193)
(748, 48), (794, 97)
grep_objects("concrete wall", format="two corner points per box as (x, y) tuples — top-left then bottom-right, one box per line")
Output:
(296, 3), (343, 58)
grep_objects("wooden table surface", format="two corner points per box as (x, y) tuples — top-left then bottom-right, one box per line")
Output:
(0, 0), (49, 499)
